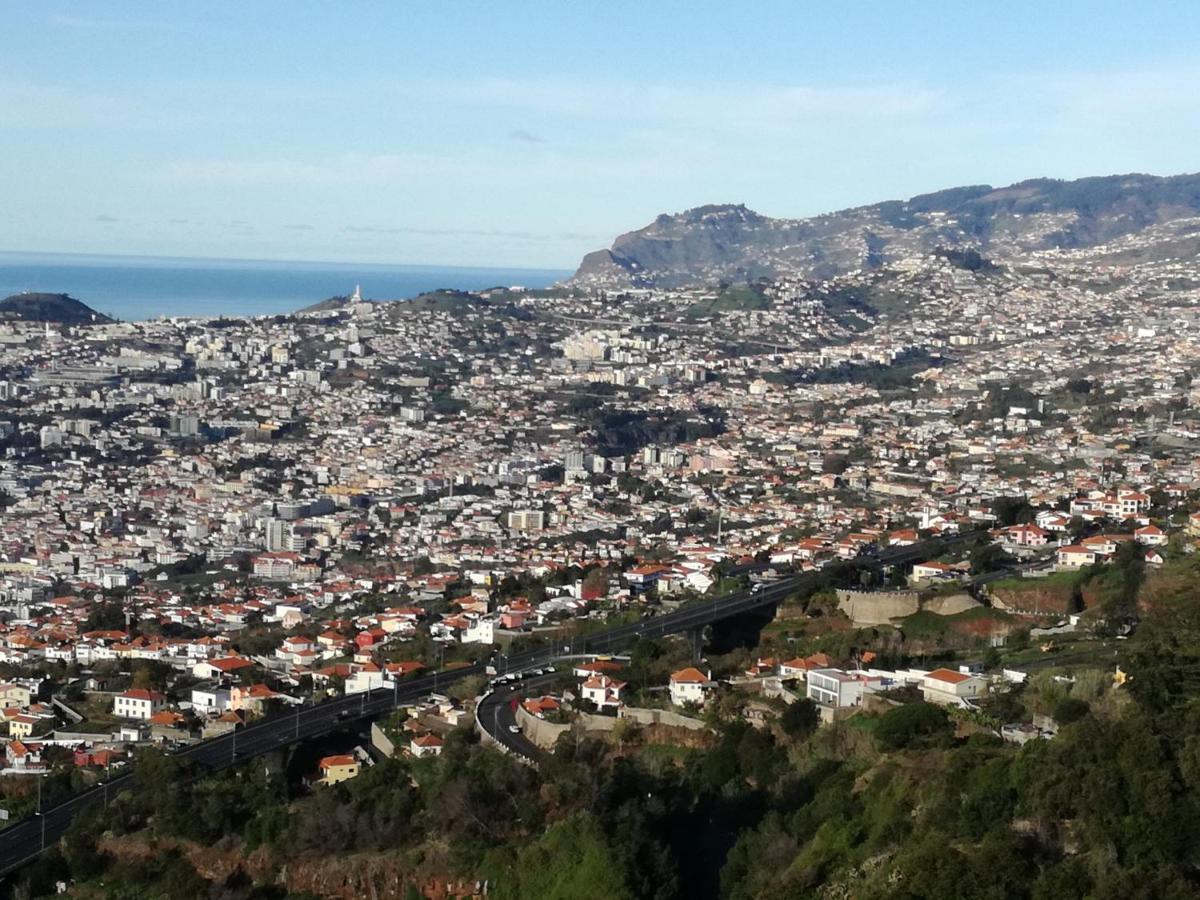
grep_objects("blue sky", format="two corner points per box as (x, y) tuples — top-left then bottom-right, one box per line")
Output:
(3, 2), (1199, 268)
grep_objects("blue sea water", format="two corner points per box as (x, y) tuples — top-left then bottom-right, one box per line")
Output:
(0, 251), (569, 321)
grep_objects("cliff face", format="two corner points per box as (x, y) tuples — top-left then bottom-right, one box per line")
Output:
(98, 833), (487, 900)
(566, 172), (1200, 288)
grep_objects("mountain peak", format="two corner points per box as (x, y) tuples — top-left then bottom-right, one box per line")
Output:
(657, 203), (762, 226)
(566, 171), (1200, 289)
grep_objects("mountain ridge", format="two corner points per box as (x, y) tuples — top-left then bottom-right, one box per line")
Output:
(0, 292), (113, 325)
(566, 172), (1200, 288)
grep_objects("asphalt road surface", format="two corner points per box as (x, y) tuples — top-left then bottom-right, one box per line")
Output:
(475, 671), (566, 761)
(0, 530), (971, 876)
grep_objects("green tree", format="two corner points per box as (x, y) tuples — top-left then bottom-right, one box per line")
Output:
(1053, 697), (1090, 725)
(875, 702), (952, 750)
(779, 698), (820, 740)
(493, 814), (632, 900)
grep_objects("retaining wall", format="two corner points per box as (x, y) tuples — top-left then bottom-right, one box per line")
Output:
(514, 704), (571, 750)
(836, 589), (921, 625)
(617, 706), (707, 731)
(370, 722), (396, 758)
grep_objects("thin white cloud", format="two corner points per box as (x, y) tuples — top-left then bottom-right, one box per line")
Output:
(410, 76), (944, 127)
(155, 152), (498, 186)
(50, 13), (176, 31)
(1046, 64), (1200, 120)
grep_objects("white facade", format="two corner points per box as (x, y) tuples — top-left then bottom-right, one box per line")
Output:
(191, 685), (231, 715)
(921, 668), (986, 707)
(113, 690), (165, 720)
(806, 669), (877, 709)
(668, 668), (712, 707)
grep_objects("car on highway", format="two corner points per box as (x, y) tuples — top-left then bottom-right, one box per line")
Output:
(544, 665), (555, 673)
(508, 725), (521, 734)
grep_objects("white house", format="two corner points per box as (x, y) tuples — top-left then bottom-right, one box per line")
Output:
(461, 617), (496, 645)
(668, 667), (713, 707)
(190, 684), (231, 716)
(113, 688), (166, 720)
(911, 561), (958, 583)
(921, 668), (987, 707)
(806, 668), (880, 709)
(410, 733), (444, 758)
(581, 674), (626, 710)
(346, 663), (386, 695)
(1056, 545), (1097, 569)
(780, 653), (833, 682)
(1134, 525), (1168, 546)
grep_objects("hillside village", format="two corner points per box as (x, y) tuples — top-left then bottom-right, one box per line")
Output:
(2, 224), (1200, 816)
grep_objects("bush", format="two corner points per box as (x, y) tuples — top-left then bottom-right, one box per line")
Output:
(1053, 697), (1090, 725)
(779, 698), (821, 739)
(875, 702), (952, 750)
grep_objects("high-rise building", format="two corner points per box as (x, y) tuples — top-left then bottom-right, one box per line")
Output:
(564, 450), (586, 472)
(265, 518), (290, 552)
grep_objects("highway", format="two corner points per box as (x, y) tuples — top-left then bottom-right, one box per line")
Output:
(0, 530), (972, 877)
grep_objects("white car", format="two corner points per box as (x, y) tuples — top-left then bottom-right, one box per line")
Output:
(508, 724), (521, 734)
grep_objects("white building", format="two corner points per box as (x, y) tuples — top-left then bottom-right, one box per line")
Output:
(668, 667), (712, 707)
(461, 617), (496, 645)
(806, 668), (880, 709)
(113, 689), (166, 720)
(190, 684), (231, 716)
(921, 668), (987, 707)
(581, 674), (626, 710)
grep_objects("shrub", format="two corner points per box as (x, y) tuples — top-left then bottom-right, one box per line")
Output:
(1053, 697), (1090, 725)
(875, 702), (952, 750)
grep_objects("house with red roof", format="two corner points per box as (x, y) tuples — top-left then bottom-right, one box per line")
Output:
(780, 653), (832, 681)
(74, 747), (122, 769)
(318, 754), (360, 785)
(1135, 524), (1167, 546)
(5, 739), (44, 771)
(192, 654), (255, 680)
(669, 667), (713, 707)
(581, 675), (625, 711)
(921, 668), (986, 706)
(523, 695), (562, 718)
(410, 733), (444, 758)
(113, 688), (166, 720)
(1056, 544), (1098, 569)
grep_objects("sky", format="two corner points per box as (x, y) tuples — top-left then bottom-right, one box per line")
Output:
(3, 1), (1200, 269)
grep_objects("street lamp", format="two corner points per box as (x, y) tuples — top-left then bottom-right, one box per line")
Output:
(37, 775), (44, 851)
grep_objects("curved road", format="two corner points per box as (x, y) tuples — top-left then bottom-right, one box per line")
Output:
(476, 672), (566, 761)
(0, 530), (970, 876)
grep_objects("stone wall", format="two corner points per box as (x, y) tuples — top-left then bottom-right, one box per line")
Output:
(370, 721), (396, 758)
(618, 706), (707, 731)
(922, 593), (981, 616)
(515, 704), (572, 750)
(836, 589), (921, 625)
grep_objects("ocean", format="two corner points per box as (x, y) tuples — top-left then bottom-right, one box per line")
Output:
(0, 251), (569, 322)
